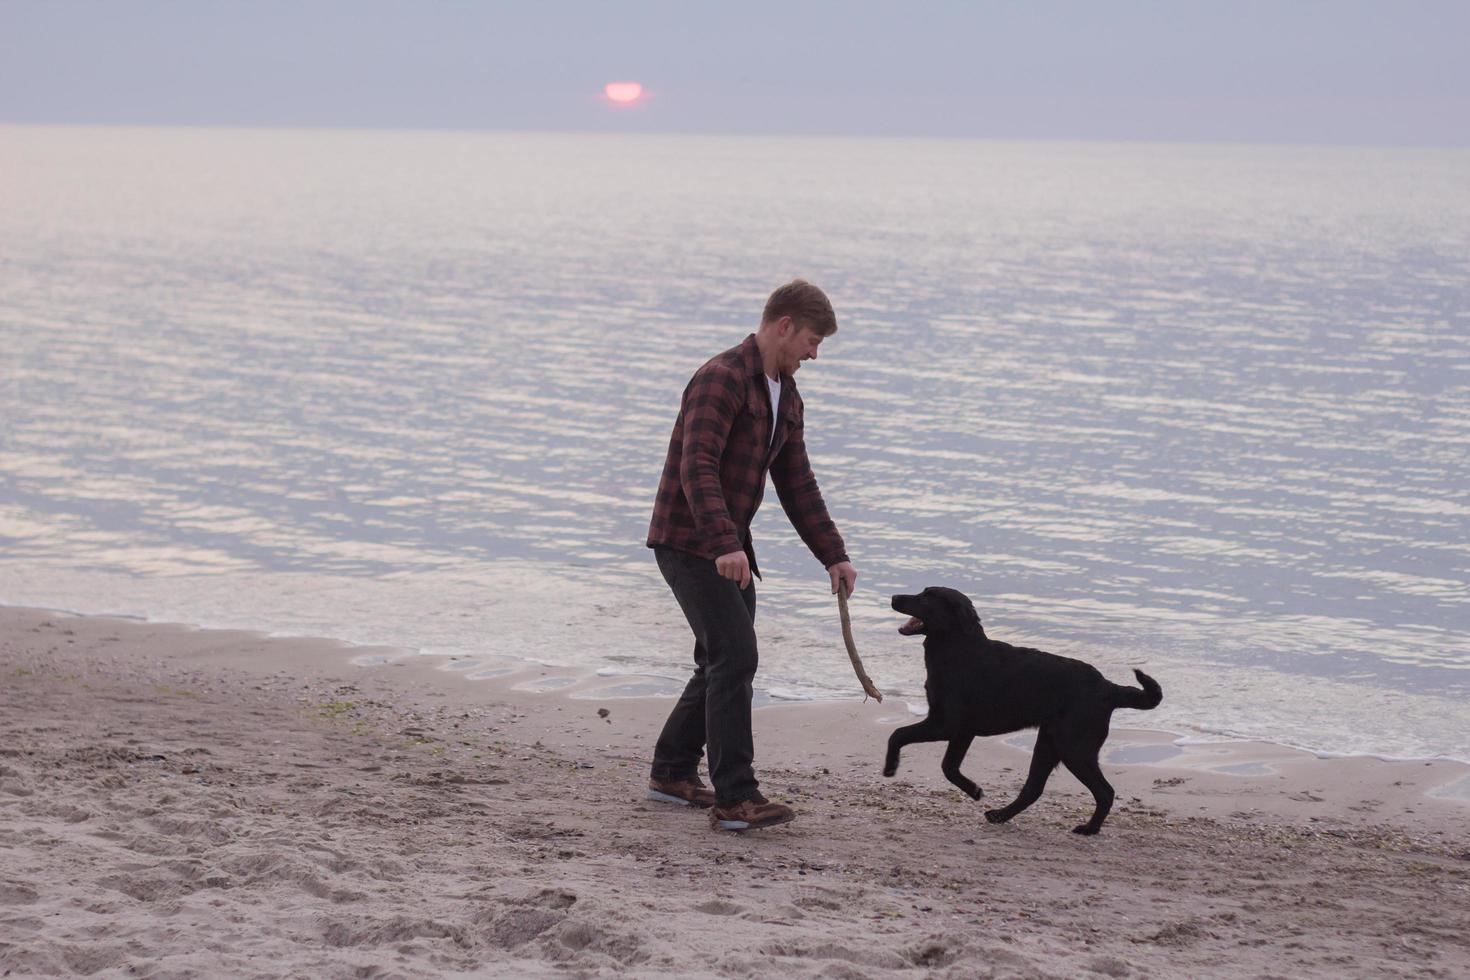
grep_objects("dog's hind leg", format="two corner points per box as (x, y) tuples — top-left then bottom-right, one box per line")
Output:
(985, 731), (1059, 825)
(941, 736), (982, 799)
(1059, 752), (1115, 836)
(882, 716), (944, 778)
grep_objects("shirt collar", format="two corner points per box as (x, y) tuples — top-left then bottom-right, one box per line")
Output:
(741, 332), (796, 387)
(740, 333), (764, 380)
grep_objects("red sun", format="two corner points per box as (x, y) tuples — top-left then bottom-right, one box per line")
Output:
(603, 82), (644, 105)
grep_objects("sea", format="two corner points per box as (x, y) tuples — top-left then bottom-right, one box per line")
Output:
(3, 125), (1467, 761)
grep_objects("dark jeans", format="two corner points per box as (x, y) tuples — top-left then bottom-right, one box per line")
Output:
(649, 546), (760, 804)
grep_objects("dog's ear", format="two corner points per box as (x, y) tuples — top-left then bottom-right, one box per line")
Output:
(941, 590), (984, 636)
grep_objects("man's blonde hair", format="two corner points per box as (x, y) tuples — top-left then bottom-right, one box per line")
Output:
(762, 279), (837, 336)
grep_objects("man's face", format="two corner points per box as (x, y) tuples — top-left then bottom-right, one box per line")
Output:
(777, 320), (825, 375)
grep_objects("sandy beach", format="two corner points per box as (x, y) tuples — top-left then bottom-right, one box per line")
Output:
(2, 605), (1468, 979)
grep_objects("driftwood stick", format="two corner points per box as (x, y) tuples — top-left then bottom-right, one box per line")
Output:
(837, 583), (883, 703)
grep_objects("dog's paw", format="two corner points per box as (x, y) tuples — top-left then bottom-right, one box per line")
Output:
(1071, 824), (1100, 836)
(881, 764), (897, 778)
(983, 809), (1009, 824)
(965, 784), (984, 801)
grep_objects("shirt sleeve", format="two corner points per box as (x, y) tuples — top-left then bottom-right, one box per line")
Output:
(678, 364), (744, 558)
(771, 412), (849, 568)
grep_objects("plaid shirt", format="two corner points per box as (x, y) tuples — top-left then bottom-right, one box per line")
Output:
(647, 334), (848, 577)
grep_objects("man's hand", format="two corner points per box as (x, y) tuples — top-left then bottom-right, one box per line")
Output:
(828, 560), (858, 597)
(715, 550), (752, 590)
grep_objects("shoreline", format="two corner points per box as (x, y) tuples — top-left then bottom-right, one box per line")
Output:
(10, 599), (1470, 774)
(4, 603), (1469, 977)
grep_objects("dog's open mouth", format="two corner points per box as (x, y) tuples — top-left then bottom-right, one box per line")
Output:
(898, 616), (925, 636)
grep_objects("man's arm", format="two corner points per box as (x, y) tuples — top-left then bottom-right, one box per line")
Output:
(771, 414), (853, 593)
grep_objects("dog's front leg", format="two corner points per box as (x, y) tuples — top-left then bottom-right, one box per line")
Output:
(883, 717), (944, 777)
(941, 735), (982, 799)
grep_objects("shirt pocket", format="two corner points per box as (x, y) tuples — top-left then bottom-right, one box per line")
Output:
(767, 395), (799, 458)
(743, 388), (770, 446)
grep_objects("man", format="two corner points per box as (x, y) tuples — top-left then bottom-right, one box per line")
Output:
(646, 279), (858, 831)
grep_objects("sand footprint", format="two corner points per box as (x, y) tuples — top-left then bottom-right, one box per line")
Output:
(0, 880), (40, 905)
(790, 883), (858, 912)
(761, 939), (908, 971)
(512, 886), (578, 910)
(694, 899), (744, 916)
(545, 919), (650, 967)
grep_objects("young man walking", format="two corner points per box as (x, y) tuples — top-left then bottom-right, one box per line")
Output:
(646, 279), (858, 831)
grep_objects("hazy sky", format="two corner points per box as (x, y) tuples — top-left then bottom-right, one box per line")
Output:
(3, 1), (1466, 146)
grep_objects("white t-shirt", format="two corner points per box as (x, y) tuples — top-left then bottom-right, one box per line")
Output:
(765, 374), (781, 445)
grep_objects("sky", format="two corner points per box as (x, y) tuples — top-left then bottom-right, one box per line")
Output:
(2, 1), (1467, 147)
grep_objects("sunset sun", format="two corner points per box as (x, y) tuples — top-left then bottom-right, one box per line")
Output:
(603, 81), (644, 106)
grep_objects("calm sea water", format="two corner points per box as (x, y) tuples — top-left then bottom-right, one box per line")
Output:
(3, 126), (1468, 760)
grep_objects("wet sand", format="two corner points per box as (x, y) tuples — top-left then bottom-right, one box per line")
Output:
(2, 605), (1467, 978)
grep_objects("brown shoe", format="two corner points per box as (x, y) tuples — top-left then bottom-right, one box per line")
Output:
(709, 794), (795, 832)
(647, 776), (717, 808)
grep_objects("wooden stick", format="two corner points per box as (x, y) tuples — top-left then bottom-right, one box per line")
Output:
(837, 583), (883, 703)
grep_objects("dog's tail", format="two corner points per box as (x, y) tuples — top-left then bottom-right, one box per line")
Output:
(1111, 669), (1162, 710)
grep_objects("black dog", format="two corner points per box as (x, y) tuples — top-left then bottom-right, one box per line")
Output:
(884, 587), (1161, 835)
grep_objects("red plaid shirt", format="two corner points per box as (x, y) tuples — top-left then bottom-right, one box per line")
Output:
(647, 334), (848, 577)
